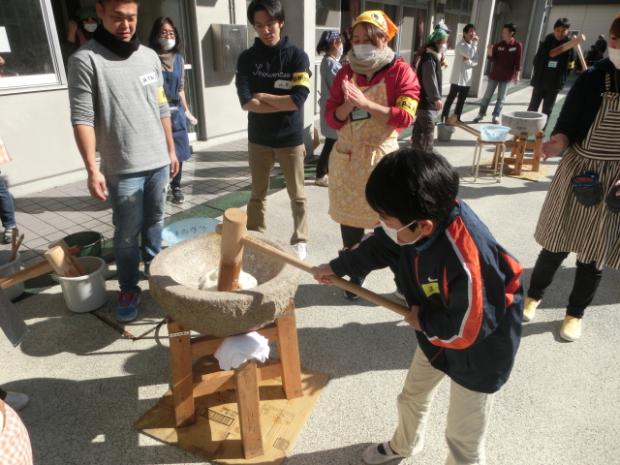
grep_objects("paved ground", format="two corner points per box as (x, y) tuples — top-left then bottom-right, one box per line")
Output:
(2, 84), (620, 465)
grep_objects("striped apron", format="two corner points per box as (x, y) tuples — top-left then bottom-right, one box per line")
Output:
(535, 72), (620, 268)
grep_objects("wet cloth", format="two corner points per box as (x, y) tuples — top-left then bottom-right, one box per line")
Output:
(535, 71), (620, 268)
(214, 331), (270, 370)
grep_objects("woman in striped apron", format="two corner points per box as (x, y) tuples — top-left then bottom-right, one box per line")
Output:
(524, 16), (620, 341)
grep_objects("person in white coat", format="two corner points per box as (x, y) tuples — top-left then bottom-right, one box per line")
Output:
(441, 24), (478, 122)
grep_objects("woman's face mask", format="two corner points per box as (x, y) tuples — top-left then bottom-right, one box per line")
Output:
(158, 38), (176, 51)
(335, 44), (344, 60)
(83, 21), (98, 33)
(609, 47), (620, 70)
(353, 43), (377, 60)
(380, 220), (421, 246)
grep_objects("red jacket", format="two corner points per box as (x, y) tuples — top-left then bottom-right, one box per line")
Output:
(488, 38), (522, 82)
(326, 57), (420, 132)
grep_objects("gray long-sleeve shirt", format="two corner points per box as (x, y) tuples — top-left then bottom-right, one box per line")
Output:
(68, 41), (170, 176)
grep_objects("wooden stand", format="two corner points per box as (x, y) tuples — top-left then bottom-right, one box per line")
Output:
(471, 138), (508, 182)
(499, 131), (544, 176)
(167, 303), (303, 459)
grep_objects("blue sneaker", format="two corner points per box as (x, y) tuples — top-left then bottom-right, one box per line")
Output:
(115, 291), (141, 322)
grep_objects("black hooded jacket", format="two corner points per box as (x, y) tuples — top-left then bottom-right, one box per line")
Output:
(236, 36), (311, 147)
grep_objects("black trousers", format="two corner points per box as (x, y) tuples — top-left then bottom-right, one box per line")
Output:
(442, 84), (470, 121)
(527, 87), (560, 122)
(527, 248), (602, 318)
(316, 137), (336, 179)
(170, 161), (183, 189)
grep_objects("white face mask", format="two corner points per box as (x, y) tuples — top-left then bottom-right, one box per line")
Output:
(83, 22), (97, 33)
(380, 220), (420, 246)
(609, 47), (620, 70)
(353, 43), (377, 60)
(158, 38), (176, 51)
(335, 45), (344, 61)
(441, 43), (448, 54)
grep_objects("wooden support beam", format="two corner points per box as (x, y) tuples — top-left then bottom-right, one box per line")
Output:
(236, 360), (264, 459)
(168, 320), (196, 427)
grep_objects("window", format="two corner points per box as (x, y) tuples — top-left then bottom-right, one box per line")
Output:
(0, 0), (65, 92)
(442, 0), (473, 50)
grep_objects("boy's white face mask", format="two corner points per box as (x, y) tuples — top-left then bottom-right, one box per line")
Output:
(609, 47), (620, 69)
(380, 220), (421, 246)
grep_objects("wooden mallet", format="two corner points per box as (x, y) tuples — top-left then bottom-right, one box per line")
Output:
(218, 208), (410, 317)
(549, 33), (587, 70)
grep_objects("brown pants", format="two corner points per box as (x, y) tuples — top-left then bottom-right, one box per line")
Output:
(247, 142), (308, 244)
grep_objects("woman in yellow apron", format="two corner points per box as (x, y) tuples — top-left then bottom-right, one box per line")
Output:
(325, 10), (420, 297)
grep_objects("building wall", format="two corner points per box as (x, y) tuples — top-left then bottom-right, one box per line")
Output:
(546, 4), (618, 46)
(0, 89), (83, 195)
(194, 0), (249, 140)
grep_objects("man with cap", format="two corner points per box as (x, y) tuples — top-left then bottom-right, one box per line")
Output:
(411, 27), (449, 152)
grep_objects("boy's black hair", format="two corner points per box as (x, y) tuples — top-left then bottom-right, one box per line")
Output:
(148, 17), (182, 54)
(366, 149), (459, 228)
(503, 23), (517, 35)
(553, 18), (570, 30)
(247, 0), (285, 26)
(463, 23), (476, 34)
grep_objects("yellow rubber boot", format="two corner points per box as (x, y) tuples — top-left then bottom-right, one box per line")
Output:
(560, 316), (583, 342)
(523, 297), (540, 322)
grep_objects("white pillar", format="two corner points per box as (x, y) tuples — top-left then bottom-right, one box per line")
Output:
(469, 0), (496, 98)
(281, 0), (316, 155)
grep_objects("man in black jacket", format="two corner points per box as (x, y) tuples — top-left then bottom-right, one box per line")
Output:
(527, 18), (575, 123)
(235, 0), (311, 259)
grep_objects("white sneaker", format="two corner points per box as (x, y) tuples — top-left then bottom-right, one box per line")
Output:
(315, 175), (328, 187)
(4, 391), (29, 411)
(293, 242), (307, 260)
(362, 442), (405, 464)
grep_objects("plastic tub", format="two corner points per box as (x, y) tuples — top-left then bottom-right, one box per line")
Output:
(56, 256), (108, 313)
(480, 124), (512, 142)
(63, 231), (103, 257)
(437, 123), (456, 141)
(0, 250), (24, 301)
(162, 217), (220, 245)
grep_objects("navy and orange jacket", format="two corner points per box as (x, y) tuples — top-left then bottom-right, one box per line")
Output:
(330, 200), (523, 393)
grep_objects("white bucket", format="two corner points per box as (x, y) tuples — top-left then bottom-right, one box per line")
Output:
(0, 250), (24, 301)
(56, 257), (108, 313)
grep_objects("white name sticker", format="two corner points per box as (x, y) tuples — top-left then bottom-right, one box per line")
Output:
(509, 47), (517, 52)
(548, 60), (558, 69)
(274, 79), (292, 90)
(140, 72), (158, 86)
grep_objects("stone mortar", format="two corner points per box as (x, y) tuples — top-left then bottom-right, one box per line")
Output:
(502, 111), (547, 136)
(149, 231), (301, 337)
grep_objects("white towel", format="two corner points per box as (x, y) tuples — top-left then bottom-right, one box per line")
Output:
(214, 331), (270, 370)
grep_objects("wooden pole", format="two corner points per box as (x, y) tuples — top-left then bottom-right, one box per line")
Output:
(549, 34), (585, 58)
(238, 234), (411, 317)
(217, 208), (247, 291)
(446, 114), (480, 138)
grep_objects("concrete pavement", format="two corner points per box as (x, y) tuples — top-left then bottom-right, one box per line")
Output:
(2, 84), (620, 465)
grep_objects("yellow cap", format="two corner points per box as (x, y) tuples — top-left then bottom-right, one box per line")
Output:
(353, 10), (398, 41)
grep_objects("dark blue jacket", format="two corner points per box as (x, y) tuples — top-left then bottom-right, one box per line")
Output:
(330, 201), (523, 393)
(235, 36), (310, 148)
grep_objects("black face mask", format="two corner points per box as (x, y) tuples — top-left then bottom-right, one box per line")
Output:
(94, 26), (139, 59)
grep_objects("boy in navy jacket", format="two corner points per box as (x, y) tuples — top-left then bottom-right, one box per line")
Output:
(235, 0), (311, 259)
(313, 148), (523, 465)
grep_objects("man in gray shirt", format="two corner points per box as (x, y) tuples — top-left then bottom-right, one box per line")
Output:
(68, 0), (179, 322)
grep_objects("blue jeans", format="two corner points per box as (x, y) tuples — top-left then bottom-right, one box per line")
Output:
(0, 173), (16, 229)
(478, 79), (509, 118)
(107, 165), (169, 293)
